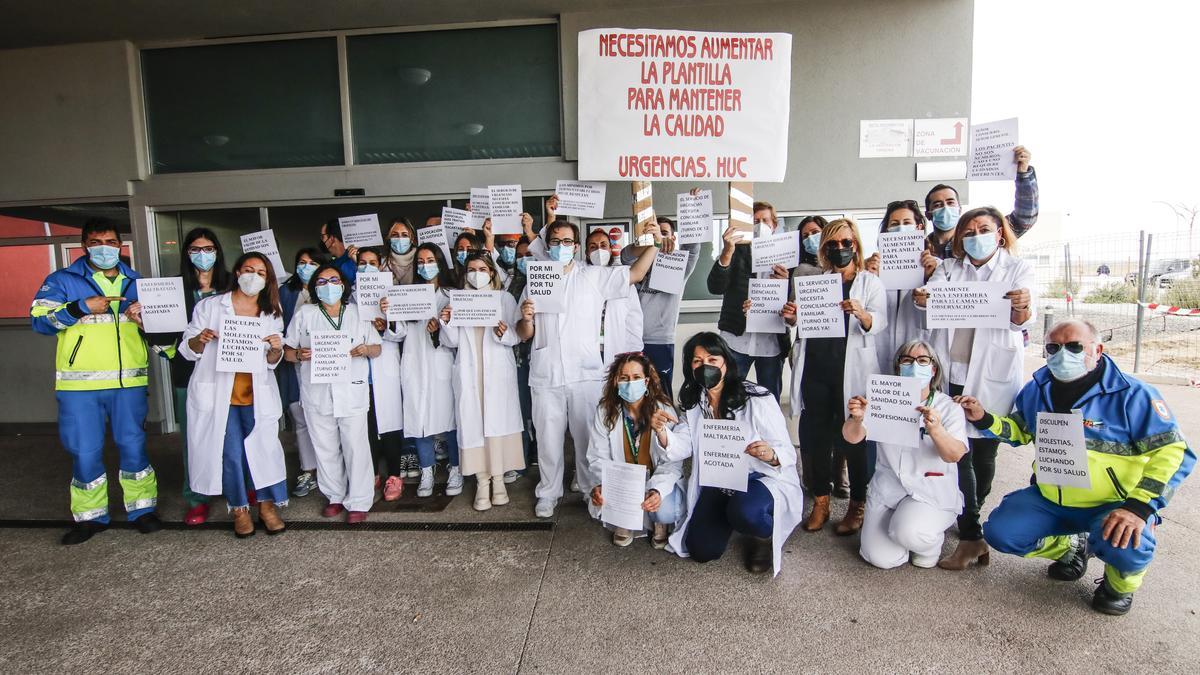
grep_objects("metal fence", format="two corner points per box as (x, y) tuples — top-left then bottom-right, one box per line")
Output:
(1020, 229), (1200, 381)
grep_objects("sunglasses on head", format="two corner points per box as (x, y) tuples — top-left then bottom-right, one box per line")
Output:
(1045, 342), (1086, 355)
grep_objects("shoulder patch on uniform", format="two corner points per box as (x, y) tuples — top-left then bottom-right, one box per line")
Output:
(1152, 399), (1172, 421)
(40, 284), (50, 292)
(1082, 418), (1105, 429)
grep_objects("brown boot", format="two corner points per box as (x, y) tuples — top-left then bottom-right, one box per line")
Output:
(937, 539), (990, 570)
(231, 508), (255, 538)
(802, 495), (831, 532)
(258, 501), (286, 535)
(834, 499), (866, 536)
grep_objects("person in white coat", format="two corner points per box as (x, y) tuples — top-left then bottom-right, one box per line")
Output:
(584, 227), (645, 365)
(913, 205), (1035, 570)
(381, 243), (462, 499)
(515, 220), (660, 519)
(866, 200), (931, 368)
(283, 264), (382, 524)
(845, 339), (968, 569)
(659, 332), (804, 576)
(775, 218), (885, 536)
(439, 252), (524, 511)
(587, 352), (685, 549)
(181, 252), (288, 538)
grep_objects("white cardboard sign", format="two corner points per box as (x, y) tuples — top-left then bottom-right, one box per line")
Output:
(525, 261), (566, 314)
(698, 419), (750, 492)
(216, 315), (265, 374)
(926, 281), (1010, 329)
(385, 285), (437, 322)
(448, 290), (503, 327)
(751, 229), (799, 273)
(877, 231), (927, 290)
(1035, 412), (1092, 489)
(792, 273), (845, 339)
(354, 271), (391, 321)
(676, 190), (713, 245)
(647, 250), (689, 295)
(239, 230), (287, 281)
(554, 180), (607, 218)
(865, 375), (923, 448)
(600, 461), (648, 532)
(338, 214), (384, 248)
(745, 278), (787, 334)
(968, 117), (1019, 181)
(136, 277), (188, 334)
(417, 224), (450, 261)
(488, 184), (523, 235)
(469, 188), (491, 228)
(309, 331), (352, 384)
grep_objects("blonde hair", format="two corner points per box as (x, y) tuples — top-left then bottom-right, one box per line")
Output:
(817, 218), (865, 271)
(951, 206), (1018, 260)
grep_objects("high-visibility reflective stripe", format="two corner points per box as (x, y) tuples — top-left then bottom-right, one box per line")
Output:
(119, 467), (155, 482)
(77, 313), (132, 325)
(72, 507), (108, 522)
(56, 368), (149, 381)
(72, 474), (108, 491)
(124, 498), (157, 512)
(48, 314), (68, 330)
(32, 298), (63, 309)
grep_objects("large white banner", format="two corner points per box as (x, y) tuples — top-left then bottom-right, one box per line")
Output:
(577, 28), (792, 182)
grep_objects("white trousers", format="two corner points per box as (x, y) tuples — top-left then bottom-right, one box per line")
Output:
(859, 495), (957, 569)
(306, 411), (374, 512)
(531, 381), (603, 501)
(288, 401), (317, 471)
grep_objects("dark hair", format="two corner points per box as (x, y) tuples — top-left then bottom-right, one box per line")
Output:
(229, 252), (282, 317)
(950, 206), (1017, 259)
(923, 184), (959, 214)
(415, 243), (457, 288)
(355, 246), (384, 266)
(460, 251), (502, 290)
(306, 263), (352, 305)
(678, 331), (766, 416)
(285, 247), (328, 292)
(881, 200), (927, 232)
(656, 215), (675, 235)
(179, 227), (231, 304)
(454, 231), (485, 252)
(798, 215), (828, 232)
(322, 218), (343, 243)
(545, 219), (580, 244)
(600, 352), (677, 431)
(81, 217), (120, 243)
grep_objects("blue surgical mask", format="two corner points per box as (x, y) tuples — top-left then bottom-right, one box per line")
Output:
(617, 379), (647, 403)
(296, 262), (318, 283)
(802, 232), (820, 256)
(358, 263), (379, 274)
(962, 233), (999, 261)
(87, 245), (120, 270)
(931, 206), (960, 232)
(548, 244), (575, 263)
(389, 237), (412, 255)
(891, 224), (918, 233)
(189, 250), (216, 271)
(499, 246), (516, 264)
(899, 362), (935, 384)
(316, 283), (342, 306)
(1047, 348), (1089, 382)
(455, 251), (468, 266)
(516, 256), (530, 275)
(417, 263), (439, 281)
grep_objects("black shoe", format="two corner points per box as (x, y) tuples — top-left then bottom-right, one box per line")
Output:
(132, 512), (162, 534)
(745, 536), (773, 574)
(62, 521), (108, 545)
(1092, 578), (1134, 616)
(1048, 534), (1091, 581)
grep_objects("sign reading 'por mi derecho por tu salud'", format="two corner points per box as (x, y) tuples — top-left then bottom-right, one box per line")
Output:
(577, 29), (792, 182)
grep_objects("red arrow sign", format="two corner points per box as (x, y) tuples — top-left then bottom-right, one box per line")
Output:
(940, 121), (964, 145)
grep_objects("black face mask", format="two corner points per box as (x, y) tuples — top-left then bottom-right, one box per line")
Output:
(829, 248), (855, 269)
(693, 364), (723, 390)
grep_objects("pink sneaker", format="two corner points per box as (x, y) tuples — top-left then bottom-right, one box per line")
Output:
(346, 511), (368, 524)
(383, 476), (404, 501)
(321, 503), (345, 518)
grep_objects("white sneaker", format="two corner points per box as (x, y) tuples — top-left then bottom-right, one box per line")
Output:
(911, 552), (939, 569)
(569, 477), (580, 493)
(417, 467), (434, 497)
(535, 498), (557, 518)
(612, 527), (634, 547)
(445, 466), (463, 496)
(503, 470), (519, 484)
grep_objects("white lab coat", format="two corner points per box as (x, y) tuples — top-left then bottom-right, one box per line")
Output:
(788, 271), (887, 417)
(351, 289), (403, 434)
(386, 286), (456, 437)
(283, 302), (382, 418)
(867, 391), (967, 514)
(662, 386), (805, 577)
(440, 292), (523, 449)
(585, 403), (686, 534)
(876, 287), (929, 370)
(602, 284), (645, 365)
(180, 293), (287, 495)
(920, 249), (1036, 436)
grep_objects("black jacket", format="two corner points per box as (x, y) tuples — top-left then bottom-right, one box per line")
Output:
(706, 246), (791, 359)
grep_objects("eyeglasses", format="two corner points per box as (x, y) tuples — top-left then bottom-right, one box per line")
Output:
(898, 355), (934, 366)
(187, 246), (216, 254)
(825, 239), (855, 250)
(313, 278), (343, 287)
(1045, 342), (1086, 355)
(546, 239), (576, 247)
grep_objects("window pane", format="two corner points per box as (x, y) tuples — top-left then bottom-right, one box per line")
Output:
(348, 25), (562, 164)
(156, 209), (262, 280)
(2, 245), (55, 319)
(143, 39), (344, 173)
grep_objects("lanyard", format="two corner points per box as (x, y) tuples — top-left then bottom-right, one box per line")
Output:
(319, 303), (344, 331)
(919, 391), (936, 438)
(623, 415), (640, 463)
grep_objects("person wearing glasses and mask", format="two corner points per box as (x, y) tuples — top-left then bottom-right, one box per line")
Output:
(963, 320), (1194, 616)
(845, 341), (967, 569)
(585, 226), (645, 367)
(773, 218), (885, 536)
(278, 247), (327, 500)
(913, 206), (1036, 570)
(516, 219), (660, 519)
(659, 332), (803, 576)
(866, 201), (932, 369)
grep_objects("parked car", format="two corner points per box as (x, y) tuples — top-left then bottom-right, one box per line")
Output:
(1149, 258), (1195, 289)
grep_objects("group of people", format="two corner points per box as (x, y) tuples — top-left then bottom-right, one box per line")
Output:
(30, 146), (1195, 614)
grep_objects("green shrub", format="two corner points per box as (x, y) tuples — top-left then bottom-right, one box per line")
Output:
(1163, 279), (1200, 308)
(1046, 277), (1081, 299)
(1084, 283), (1137, 304)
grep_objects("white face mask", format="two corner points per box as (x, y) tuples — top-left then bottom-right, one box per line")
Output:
(588, 249), (612, 267)
(238, 272), (266, 296)
(466, 271), (491, 290)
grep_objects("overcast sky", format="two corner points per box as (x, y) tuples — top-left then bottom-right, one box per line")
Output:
(969, 0), (1200, 236)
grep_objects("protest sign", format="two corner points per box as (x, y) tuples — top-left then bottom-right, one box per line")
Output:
(309, 332), (351, 384)
(441, 207), (471, 248)
(488, 184), (523, 234)
(338, 214), (384, 248)
(601, 462), (648, 531)
(792, 273), (845, 339)
(469, 188), (490, 228)
(136, 277), (187, 334)
(865, 375), (923, 448)
(877, 231), (926, 290)
(745, 278), (787, 334)
(926, 281), (1010, 329)
(385, 285), (436, 322)
(968, 118), (1019, 181)
(239, 230), (287, 280)
(417, 223), (450, 260)
(354, 271), (391, 321)
(1035, 412), (1092, 489)
(216, 315), (265, 374)
(676, 189), (712, 245)
(751, 229), (799, 273)
(647, 250), (689, 295)
(698, 420), (749, 492)
(448, 290), (503, 327)
(524, 261), (566, 314)
(554, 180), (607, 218)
